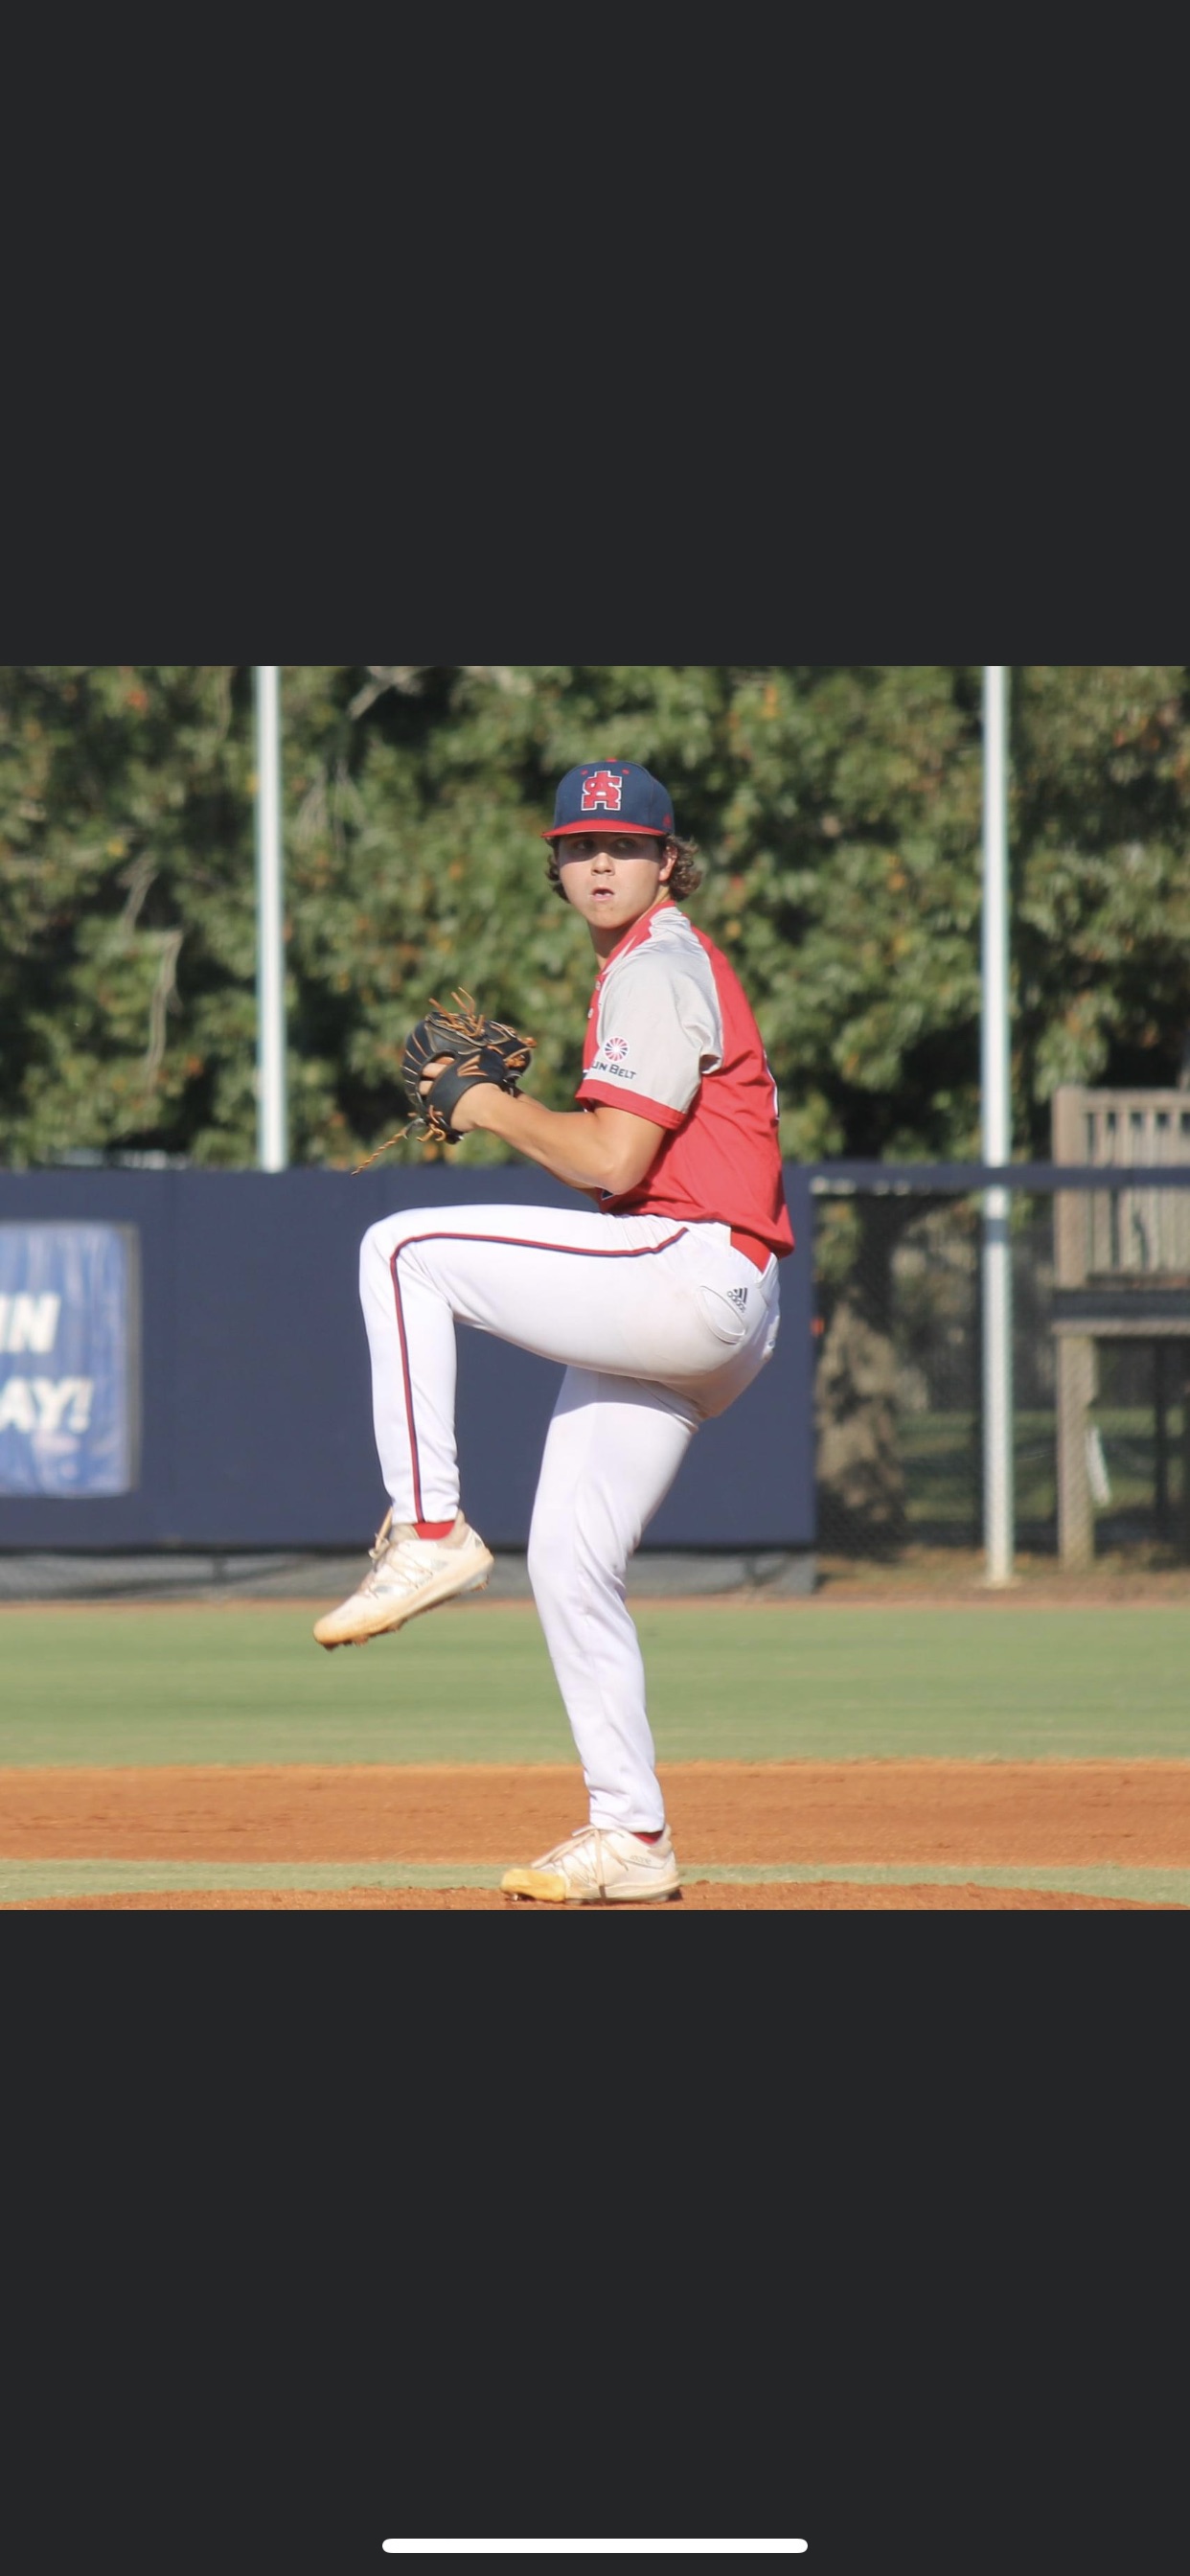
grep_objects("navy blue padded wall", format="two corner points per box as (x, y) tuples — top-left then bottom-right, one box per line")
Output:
(0, 1168), (813, 1550)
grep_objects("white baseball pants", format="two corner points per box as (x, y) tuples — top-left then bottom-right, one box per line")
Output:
(359, 1205), (782, 1831)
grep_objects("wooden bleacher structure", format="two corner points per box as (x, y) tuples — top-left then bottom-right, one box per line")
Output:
(1052, 1087), (1190, 1564)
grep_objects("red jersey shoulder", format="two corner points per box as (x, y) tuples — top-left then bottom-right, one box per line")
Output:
(584, 907), (793, 1255)
(684, 922), (770, 1050)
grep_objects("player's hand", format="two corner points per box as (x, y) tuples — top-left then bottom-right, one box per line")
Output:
(418, 1057), (495, 1136)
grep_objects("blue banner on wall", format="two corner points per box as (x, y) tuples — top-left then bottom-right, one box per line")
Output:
(0, 1226), (138, 1497)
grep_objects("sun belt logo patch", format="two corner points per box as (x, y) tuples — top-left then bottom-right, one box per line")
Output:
(604, 1037), (629, 1060)
(582, 769), (623, 813)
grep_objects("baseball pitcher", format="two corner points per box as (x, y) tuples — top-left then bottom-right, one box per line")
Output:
(315, 761), (794, 1903)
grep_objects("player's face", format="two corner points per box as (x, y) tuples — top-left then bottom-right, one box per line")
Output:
(557, 834), (675, 951)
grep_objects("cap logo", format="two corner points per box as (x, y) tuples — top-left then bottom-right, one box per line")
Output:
(581, 769), (624, 813)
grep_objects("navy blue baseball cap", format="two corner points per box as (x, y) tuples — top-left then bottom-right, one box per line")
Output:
(543, 761), (676, 843)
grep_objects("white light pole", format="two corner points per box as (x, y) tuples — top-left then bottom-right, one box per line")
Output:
(981, 666), (1014, 1584)
(254, 666), (287, 1171)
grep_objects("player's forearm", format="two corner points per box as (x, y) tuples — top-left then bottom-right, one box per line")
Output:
(465, 1088), (621, 1192)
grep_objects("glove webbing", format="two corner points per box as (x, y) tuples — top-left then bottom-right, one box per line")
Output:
(353, 991), (535, 1173)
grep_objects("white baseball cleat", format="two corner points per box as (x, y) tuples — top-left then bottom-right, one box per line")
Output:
(313, 1509), (493, 1648)
(501, 1823), (682, 1905)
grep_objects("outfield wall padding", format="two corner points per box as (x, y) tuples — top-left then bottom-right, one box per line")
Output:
(0, 1168), (814, 1551)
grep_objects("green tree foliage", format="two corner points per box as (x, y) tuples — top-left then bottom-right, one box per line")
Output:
(0, 667), (256, 1166)
(2, 665), (1188, 1170)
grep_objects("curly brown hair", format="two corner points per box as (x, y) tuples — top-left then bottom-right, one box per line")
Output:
(545, 834), (703, 904)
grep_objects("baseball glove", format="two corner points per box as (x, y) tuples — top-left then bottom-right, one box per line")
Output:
(355, 991), (537, 1171)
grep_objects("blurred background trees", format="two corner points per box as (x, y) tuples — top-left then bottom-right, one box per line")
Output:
(2, 663), (1188, 1171)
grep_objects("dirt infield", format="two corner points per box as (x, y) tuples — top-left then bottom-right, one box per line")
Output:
(11, 1886), (1156, 1908)
(5, 1759), (1190, 1864)
(3, 1760), (1188, 1906)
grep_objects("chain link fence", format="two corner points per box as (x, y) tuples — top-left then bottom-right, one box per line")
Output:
(812, 1174), (1190, 1567)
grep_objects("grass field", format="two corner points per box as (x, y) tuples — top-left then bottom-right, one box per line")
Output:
(2, 1598), (1189, 1767)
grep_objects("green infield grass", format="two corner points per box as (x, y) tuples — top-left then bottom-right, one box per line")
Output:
(0, 1598), (1187, 1767)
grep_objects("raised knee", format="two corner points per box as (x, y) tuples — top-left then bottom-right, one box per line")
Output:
(359, 1224), (387, 1290)
(360, 1209), (417, 1267)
